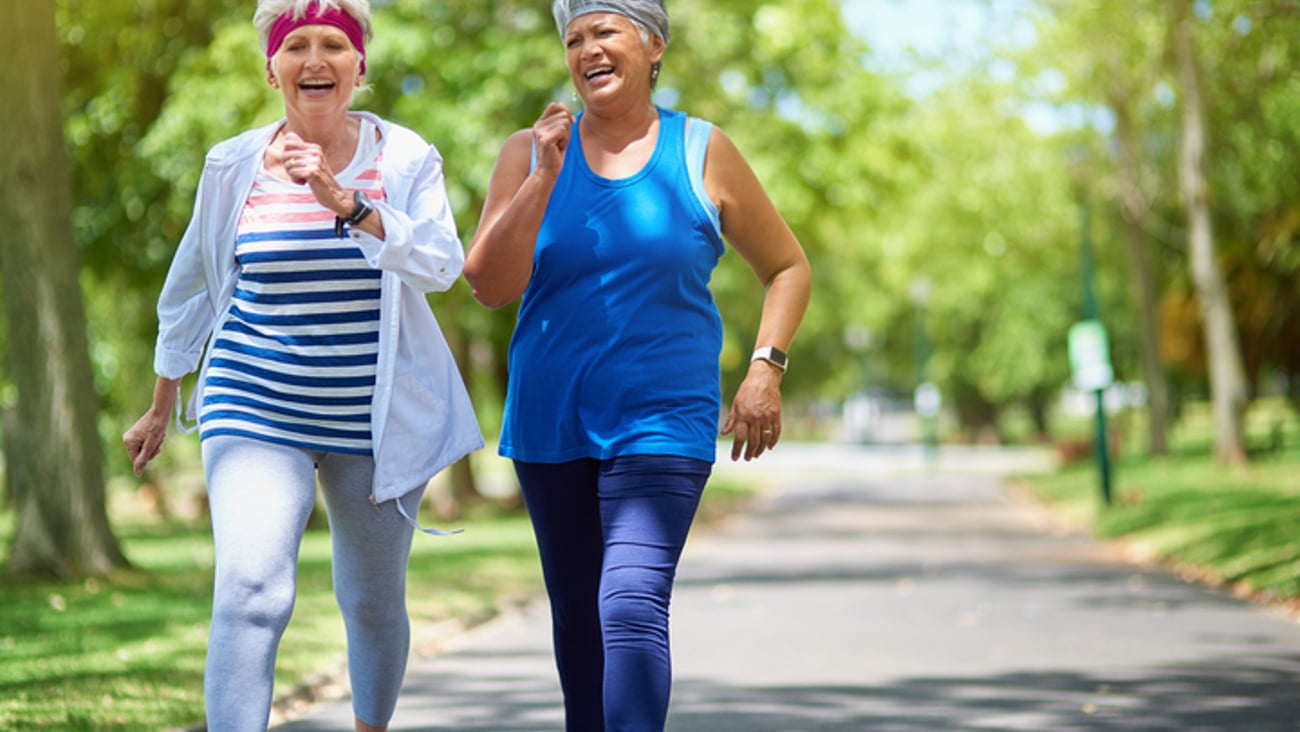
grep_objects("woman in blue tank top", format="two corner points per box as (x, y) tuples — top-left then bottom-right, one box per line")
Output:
(465, 2), (811, 729)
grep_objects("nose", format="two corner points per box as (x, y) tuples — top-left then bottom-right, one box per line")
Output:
(305, 42), (327, 67)
(578, 37), (602, 61)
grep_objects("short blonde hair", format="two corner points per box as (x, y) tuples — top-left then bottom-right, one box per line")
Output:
(254, 0), (373, 55)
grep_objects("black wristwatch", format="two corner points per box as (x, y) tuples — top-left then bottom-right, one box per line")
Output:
(334, 190), (375, 237)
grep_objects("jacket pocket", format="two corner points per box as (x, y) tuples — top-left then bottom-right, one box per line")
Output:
(386, 372), (448, 449)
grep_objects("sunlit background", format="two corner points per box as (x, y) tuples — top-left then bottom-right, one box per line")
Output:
(2, 1), (1298, 726)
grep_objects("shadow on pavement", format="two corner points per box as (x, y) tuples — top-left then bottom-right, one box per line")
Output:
(277, 446), (1300, 732)
(315, 649), (1300, 731)
(665, 654), (1300, 731)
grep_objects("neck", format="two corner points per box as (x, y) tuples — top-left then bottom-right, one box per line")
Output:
(581, 101), (658, 149)
(284, 112), (360, 167)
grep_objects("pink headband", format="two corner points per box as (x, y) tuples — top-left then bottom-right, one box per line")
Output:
(266, 2), (367, 75)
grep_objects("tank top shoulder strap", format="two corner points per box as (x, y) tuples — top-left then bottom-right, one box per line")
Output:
(684, 115), (720, 236)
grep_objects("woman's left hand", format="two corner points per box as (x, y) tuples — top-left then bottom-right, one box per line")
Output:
(722, 361), (784, 462)
(282, 131), (350, 216)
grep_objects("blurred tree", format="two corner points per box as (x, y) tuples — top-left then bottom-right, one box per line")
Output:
(1019, 0), (1300, 455)
(1030, 0), (1173, 455)
(56, 0), (248, 501)
(876, 75), (1086, 440)
(1197, 1), (1300, 407)
(0, 2), (128, 578)
(1169, 0), (1248, 465)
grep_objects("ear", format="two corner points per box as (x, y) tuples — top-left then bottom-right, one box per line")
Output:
(268, 70), (280, 89)
(649, 34), (665, 64)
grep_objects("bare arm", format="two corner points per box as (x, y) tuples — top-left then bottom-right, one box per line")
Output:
(283, 131), (388, 240)
(465, 103), (576, 308)
(123, 376), (181, 477)
(707, 127), (813, 461)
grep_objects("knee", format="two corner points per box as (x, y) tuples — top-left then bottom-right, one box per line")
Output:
(337, 589), (407, 633)
(212, 572), (296, 634)
(600, 584), (670, 643)
(547, 587), (600, 630)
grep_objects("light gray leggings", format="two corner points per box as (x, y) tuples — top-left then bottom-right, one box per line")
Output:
(201, 435), (417, 731)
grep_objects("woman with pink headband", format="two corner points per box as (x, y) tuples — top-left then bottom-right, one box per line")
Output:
(123, 1), (481, 729)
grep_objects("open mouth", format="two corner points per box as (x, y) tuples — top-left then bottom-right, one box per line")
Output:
(298, 79), (337, 92)
(584, 66), (614, 81)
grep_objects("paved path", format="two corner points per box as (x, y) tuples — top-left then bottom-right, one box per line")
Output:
(276, 444), (1300, 731)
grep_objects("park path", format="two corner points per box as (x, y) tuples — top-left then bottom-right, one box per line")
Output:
(274, 443), (1300, 731)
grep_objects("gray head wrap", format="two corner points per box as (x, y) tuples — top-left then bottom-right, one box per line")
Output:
(551, 0), (670, 44)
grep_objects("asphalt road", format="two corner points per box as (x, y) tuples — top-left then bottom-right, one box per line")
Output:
(274, 443), (1300, 731)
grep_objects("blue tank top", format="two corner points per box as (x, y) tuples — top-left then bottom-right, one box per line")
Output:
(499, 107), (725, 463)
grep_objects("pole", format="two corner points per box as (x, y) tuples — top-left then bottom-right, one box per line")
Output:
(1079, 198), (1113, 505)
(912, 300), (937, 463)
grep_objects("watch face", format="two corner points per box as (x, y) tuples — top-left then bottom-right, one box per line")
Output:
(349, 191), (374, 224)
(753, 347), (788, 370)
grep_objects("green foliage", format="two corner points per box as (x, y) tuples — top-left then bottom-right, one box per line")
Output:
(1022, 0), (1300, 401)
(0, 508), (543, 729)
(0, 472), (755, 728)
(41, 0), (1300, 479)
(1024, 399), (1300, 597)
(667, 2), (919, 398)
(56, 0), (252, 476)
(867, 75), (1089, 431)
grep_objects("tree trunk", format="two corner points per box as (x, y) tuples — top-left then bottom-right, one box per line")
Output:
(1109, 98), (1170, 456)
(0, 3), (129, 578)
(1168, 0), (1249, 465)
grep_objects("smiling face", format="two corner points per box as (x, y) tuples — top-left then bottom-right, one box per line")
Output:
(564, 12), (664, 109)
(268, 24), (363, 120)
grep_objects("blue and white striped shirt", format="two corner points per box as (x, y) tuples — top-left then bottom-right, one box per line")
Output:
(200, 125), (386, 455)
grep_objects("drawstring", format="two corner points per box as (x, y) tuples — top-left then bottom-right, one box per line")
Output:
(391, 493), (463, 536)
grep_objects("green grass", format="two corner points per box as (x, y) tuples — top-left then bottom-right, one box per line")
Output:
(1020, 398), (1300, 601)
(0, 506), (541, 731)
(0, 470), (756, 731)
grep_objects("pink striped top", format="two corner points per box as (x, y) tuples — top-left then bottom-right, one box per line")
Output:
(199, 119), (390, 456)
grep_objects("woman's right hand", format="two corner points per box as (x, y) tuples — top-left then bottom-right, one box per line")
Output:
(123, 411), (168, 477)
(465, 104), (574, 308)
(532, 102), (575, 180)
(123, 377), (180, 477)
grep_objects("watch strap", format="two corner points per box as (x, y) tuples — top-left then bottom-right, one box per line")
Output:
(334, 191), (374, 237)
(751, 346), (788, 372)
(345, 190), (374, 225)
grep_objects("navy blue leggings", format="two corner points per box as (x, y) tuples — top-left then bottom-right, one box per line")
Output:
(515, 455), (711, 732)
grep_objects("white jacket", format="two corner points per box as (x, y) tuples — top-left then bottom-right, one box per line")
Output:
(153, 112), (483, 524)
